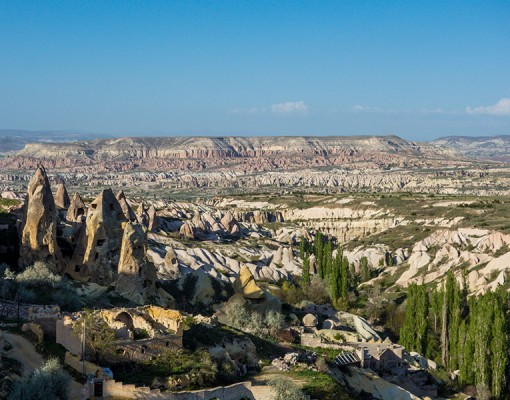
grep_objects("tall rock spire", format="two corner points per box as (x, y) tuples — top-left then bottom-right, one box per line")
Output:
(19, 165), (60, 271)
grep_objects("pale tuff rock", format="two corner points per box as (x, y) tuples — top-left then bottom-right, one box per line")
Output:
(116, 190), (137, 222)
(231, 265), (281, 313)
(136, 201), (150, 227)
(115, 222), (159, 305)
(147, 204), (158, 232)
(54, 182), (70, 209)
(233, 266), (265, 299)
(309, 254), (318, 275)
(67, 192), (87, 222)
(153, 245), (181, 280)
(69, 188), (126, 284)
(179, 221), (195, 239)
(221, 211), (241, 236)
(19, 165), (60, 271)
(303, 314), (318, 327)
(192, 211), (207, 232)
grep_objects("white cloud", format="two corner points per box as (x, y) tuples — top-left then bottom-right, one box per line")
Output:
(352, 105), (386, 113)
(271, 101), (308, 115)
(466, 98), (510, 116)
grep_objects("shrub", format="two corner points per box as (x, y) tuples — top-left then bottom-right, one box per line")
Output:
(16, 262), (61, 288)
(269, 376), (307, 400)
(8, 358), (71, 400)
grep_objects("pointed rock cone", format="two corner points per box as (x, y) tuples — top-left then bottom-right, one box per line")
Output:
(221, 211), (241, 237)
(68, 188), (126, 284)
(54, 182), (70, 209)
(136, 201), (149, 227)
(116, 190), (137, 222)
(19, 165), (60, 271)
(147, 205), (158, 232)
(115, 222), (158, 304)
(67, 192), (87, 222)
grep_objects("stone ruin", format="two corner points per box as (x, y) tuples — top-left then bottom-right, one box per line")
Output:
(57, 306), (184, 362)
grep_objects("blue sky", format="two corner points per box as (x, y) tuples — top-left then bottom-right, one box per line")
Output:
(0, 1), (509, 140)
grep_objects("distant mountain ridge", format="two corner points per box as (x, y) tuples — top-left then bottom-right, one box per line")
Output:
(0, 129), (111, 154)
(432, 135), (510, 160)
(14, 135), (453, 160)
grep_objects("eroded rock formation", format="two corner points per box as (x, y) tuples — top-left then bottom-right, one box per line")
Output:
(116, 222), (159, 305)
(231, 265), (281, 313)
(147, 205), (158, 232)
(67, 192), (86, 222)
(54, 182), (70, 209)
(68, 188), (126, 284)
(221, 211), (241, 236)
(116, 190), (137, 222)
(19, 165), (60, 271)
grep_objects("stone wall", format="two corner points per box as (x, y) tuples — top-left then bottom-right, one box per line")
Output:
(65, 352), (102, 376)
(300, 333), (343, 350)
(56, 317), (82, 356)
(101, 380), (274, 400)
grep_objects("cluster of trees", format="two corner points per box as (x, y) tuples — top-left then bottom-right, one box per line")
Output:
(400, 272), (509, 399)
(300, 232), (350, 303)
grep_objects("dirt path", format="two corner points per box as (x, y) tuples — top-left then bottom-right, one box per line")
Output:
(3, 331), (85, 399)
(3, 331), (44, 377)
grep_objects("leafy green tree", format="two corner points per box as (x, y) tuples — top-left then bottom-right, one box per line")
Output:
(72, 309), (116, 362)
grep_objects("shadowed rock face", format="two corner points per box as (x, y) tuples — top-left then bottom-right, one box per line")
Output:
(67, 192), (87, 222)
(19, 165), (60, 271)
(147, 205), (158, 232)
(116, 190), (137, 222)
(136, 202), (149, 227)
(115, 222), (158, 304)
(68, 188), (126, 284)
(54, 182), (70, 209)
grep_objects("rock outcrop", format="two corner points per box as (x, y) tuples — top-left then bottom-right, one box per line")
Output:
(54, 182), (70, 209)
(115, 222), (158, 305)
(67, 192), (87, 222)
(147, 205), (158, 232)
(19, 165), (61, 271)
(68, 189), (126, 284)
(116, 191), (137, 222)
(221, 211), (241, 236)
(231, 265), (281, 313)
(136, 202), (149, 227)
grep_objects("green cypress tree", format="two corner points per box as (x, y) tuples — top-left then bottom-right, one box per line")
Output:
(360, 256), (370, 282)
(302, 257), (311, 287)
(490, 291), (508, 398)
(400, 284), (417, 351)
(340, 256), (349, 299)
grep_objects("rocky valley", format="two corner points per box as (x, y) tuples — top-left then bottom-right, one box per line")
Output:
(1, 135), (510, 400)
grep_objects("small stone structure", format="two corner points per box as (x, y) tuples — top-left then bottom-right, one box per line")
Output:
(336, 342), (406, 373)
(57, 305), (184, 362)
